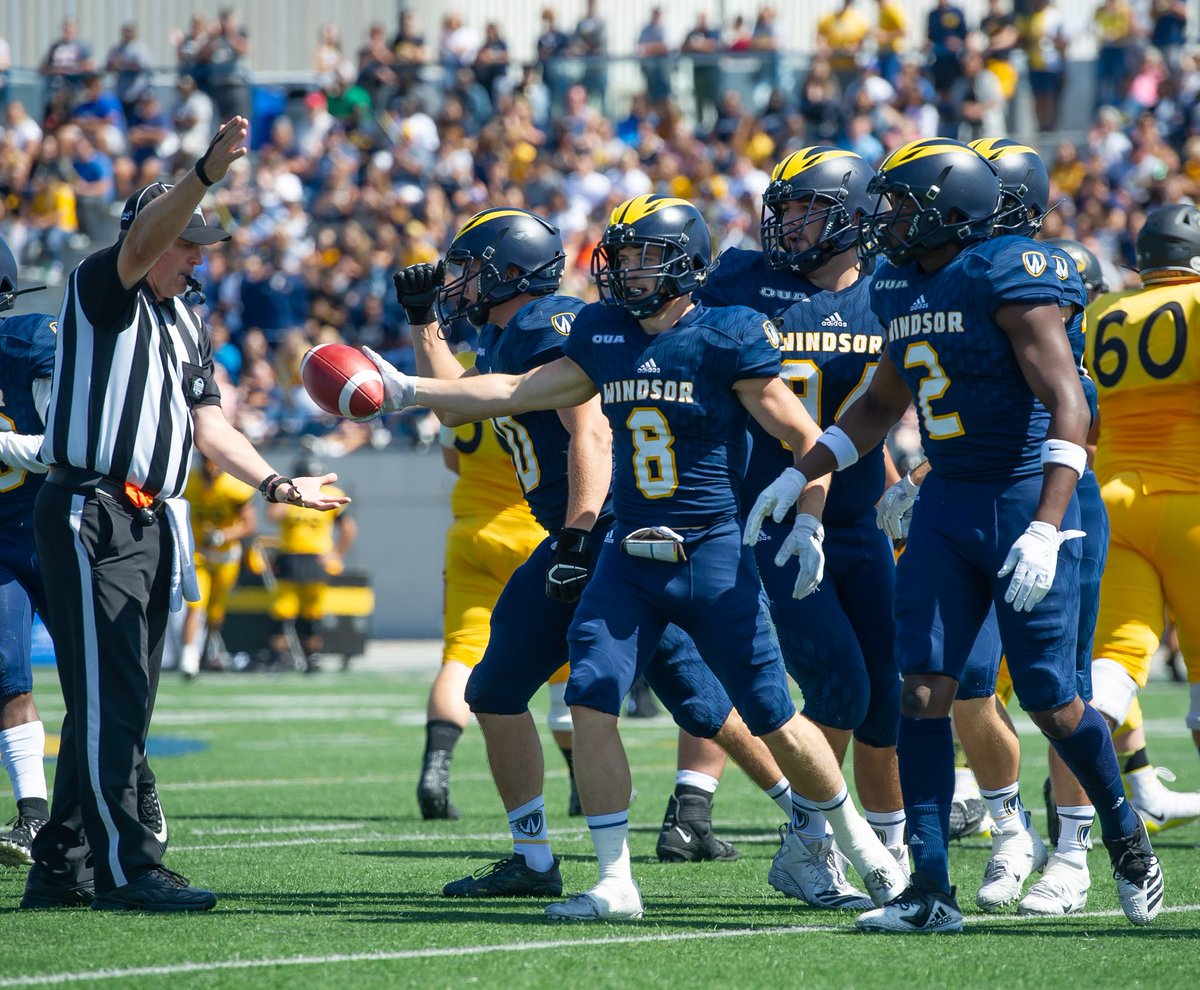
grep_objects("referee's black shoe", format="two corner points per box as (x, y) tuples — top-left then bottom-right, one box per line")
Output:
(92, 867), (217, 912)
(20, 863), (96, 909)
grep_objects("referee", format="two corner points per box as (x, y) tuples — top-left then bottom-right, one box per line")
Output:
(21, 116), (348, 913)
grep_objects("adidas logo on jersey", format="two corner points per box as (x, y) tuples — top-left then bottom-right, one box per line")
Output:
(637, 358), (662, 374)
(909, 295), (929, 312)
(821, 311), (848, 328)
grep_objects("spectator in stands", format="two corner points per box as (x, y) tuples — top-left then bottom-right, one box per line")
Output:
(819, 0), (872, 91)
(357, 23), (397, 110)
(1151, 0), (1189, 76)
(1125, 47), (1170, 116)
(948, 49), (1006, 141)
(175, 74), (215, 165)
(23, 157), (77, 282)
(71, 73), (126, 157)
(752, 6), (783, 93)
(925, 0), (969, 97)
(392, 9), (427, 96)
(0, 35), (10, 109)
(573, 0), (609, 109)
(683, 12), (722, 130)
(1093, 0), (1135, 108)
(39, 16), (95, 120)
(64, 129), (113, 242)
(536, 8), (571, 109)
(638, 8), (673, 108)
(125, 90), (171, 181)
(314, 22), (349, 89)
(873, 0), (909, 85)
(474, 22), (510, 101)
(440, 12), (481, 79)
(799, 56), (843, 144)
(979, 0), (1020, 107)
(200, 8), (252, 120)
(105, 23), (152, 123)
(1019, 0), (1070, 131)
(173, 13), (211, 84)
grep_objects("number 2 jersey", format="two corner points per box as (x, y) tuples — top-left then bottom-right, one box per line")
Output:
(563, 300), (781, 530)
(870, 236), (1087, 482)
(1086, 279), (1200, 493)
(0, 313), (56, 518)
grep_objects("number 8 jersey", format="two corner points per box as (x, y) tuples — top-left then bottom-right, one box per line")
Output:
(564, 301), (781, 529)
(870, 237), (1087, 482)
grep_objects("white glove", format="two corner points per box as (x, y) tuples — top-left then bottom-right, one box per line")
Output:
(997, 520), (1086, 612)
(876, 472), (921, 540)
(743, 467), (808, 546)
(362, 346), (416, 413)
(774, 513), (825, 600)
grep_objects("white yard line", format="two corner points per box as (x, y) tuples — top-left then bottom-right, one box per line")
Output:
(4, 904), (1199, 988)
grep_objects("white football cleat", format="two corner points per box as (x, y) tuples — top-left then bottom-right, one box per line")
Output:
(975, 818), (1048, 911)
(545, 881), (644, 921)
(768, 829), (874, 910)
(1017, 855), (1090, 915)
(1125, 766), (1200, 834)
(1104, 819), (1164, 926)
(855, 874), (964, 934)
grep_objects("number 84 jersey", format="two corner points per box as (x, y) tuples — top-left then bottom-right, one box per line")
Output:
(870, 237), (1087, 483)
(564, 301), (782, 530)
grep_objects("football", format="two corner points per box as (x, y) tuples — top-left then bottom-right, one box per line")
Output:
(300, 343), (385, 421)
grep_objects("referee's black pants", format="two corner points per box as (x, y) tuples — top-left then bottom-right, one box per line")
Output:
(30, 481), (171, 891)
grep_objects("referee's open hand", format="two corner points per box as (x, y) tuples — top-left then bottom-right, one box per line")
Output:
(287, 473), (351, 511)
(198, 116), (250, 185)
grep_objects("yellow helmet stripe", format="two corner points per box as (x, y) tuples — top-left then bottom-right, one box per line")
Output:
(882, 141), (970, 170)
(772, 147), (857, 182)
(610, 194), (692, 226)
(969, 138), (1037, 159)
(455, 209), (530, 239)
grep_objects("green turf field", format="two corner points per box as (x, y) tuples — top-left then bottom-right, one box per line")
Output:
(3, 664), (1197, 989)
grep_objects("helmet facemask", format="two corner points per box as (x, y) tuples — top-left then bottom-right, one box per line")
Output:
(592, 236), (708, 319)
(761, 192), (857, 274)
(436, 247), (563, 329)
(862, 176), (997, 266)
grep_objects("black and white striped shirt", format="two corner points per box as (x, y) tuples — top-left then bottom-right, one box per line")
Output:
(43, 241), (222, 499)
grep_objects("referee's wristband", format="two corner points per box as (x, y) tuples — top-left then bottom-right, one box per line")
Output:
(259, 473), (296, 503)
(194, 158), (214, 187)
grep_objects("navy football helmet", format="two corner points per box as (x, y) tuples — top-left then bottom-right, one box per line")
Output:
(1135, 204), (1200, 283)
(592, 195), (713, 319)
(436, 208), (565, 328)
(969, 137), (1050, 237)
(862, 139), (1002, 265)
(760, 146), (875, 274)
(1043, 238), (1108, 296)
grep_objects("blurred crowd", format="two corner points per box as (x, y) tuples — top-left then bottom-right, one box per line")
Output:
(0, 1), (1195, 452)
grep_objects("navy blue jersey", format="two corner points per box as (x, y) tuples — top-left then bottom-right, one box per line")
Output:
(564, 301), (781, 529)
(872, 237), (1087, 482)
(0, 313), (56, 514)
(1039, 242), (1100, 425)
(475, 295), (602, 532)
(752, 277), (887, 526)
(695, 247), (818, 319)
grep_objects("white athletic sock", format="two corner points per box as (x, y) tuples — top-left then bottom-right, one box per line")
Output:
(508, 796), (554, 873)
(1055, 804), (1095, 869)
(865, 808), (907, 849)
(180, 641), (202, 675)
(980, 783), (1028, 835)
(790, 793), (829, 840)
(676, 769), (719, 794)
(586, 810), (633, 887)
(0, 721), (47, 802)
(816, 786), (901, 887)
(765, 778), (793, 816)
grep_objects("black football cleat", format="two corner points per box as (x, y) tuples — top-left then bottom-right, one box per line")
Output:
(92, 867), (217, 912)
(20, 863), (95, 909)
(418, 750), (460, 820)
(656, 794), (739, 863)
(443, 854), (563, 898)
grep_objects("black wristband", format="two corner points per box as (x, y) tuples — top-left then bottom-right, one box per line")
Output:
(195, 158), (214, 187)
(258, 473), (294, 503)
(558, 527), (590, 556)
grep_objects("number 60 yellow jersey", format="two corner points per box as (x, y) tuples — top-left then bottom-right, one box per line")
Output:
(1086, 280), (1200, 493)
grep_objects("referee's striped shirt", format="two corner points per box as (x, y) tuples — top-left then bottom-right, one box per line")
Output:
(43, 241), (223, 499)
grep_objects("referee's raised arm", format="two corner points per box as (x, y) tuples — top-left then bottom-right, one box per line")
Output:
(116, 116), (248, 289)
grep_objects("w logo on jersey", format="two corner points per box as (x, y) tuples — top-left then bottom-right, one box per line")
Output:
(1053, 255), (1071, 281)
(763, 319), (783, 348)
(550, 312), (575, 336)
(1022, 250), (1047, 277)
(513, 811), (545, 837)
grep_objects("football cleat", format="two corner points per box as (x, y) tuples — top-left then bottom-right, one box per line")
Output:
(417, 750), (460, 820)
(975, 816), (1048, 911)
(768, 827), (874, 910)
(1124, 765), (1200, 834)
(656, 794), (739, 863)
(0, 815), (48, 866)
(137, 781), (169, 853)
(545, 880), (644, 921)
(442, 854), (563, 898)
(1017, 855), (1090, 916)
(1105, 819), (1164, 926)
(854, 873), (964, 934)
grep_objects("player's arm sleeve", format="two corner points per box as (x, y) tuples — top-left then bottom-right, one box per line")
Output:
(980, 243), (1065, 311)
(74, 242), (141, 331)
(731, 312), (784, 381)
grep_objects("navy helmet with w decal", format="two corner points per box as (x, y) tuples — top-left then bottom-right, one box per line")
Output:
(436, 207), (565, 328)
(862, 138), (1002, 265)
(592, 194), (713, 319)
(1043, 238), (1108, 296)
(969, 137), (1050, 237)
(761, 146), (874, 274)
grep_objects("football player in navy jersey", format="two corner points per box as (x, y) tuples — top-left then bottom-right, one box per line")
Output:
(384, 208), (801, 900)
(747, 139), (1163, 932)
(370, 195), (910, 922)
(0, 238), (54, 864)
(699, 148), (909, 909)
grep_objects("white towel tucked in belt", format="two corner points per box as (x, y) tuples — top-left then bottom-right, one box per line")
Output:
(163, 496), (200, 612)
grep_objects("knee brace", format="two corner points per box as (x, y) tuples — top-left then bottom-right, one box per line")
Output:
(546, 681), (573, 733)
(1089, 658), (1140, 727)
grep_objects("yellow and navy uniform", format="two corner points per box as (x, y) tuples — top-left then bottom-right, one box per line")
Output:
(1086, 279), (1200, 700)
(441, 363), (550, 670)
(184, 468), (256, 624)
(270, 483), (349, 621)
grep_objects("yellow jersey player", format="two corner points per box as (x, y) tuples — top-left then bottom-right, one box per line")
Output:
(418, 350), (562, 821)
(266, 457), (356, 672)
(1086, 204), (1200, 831)
(180, 457), (256, 678)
